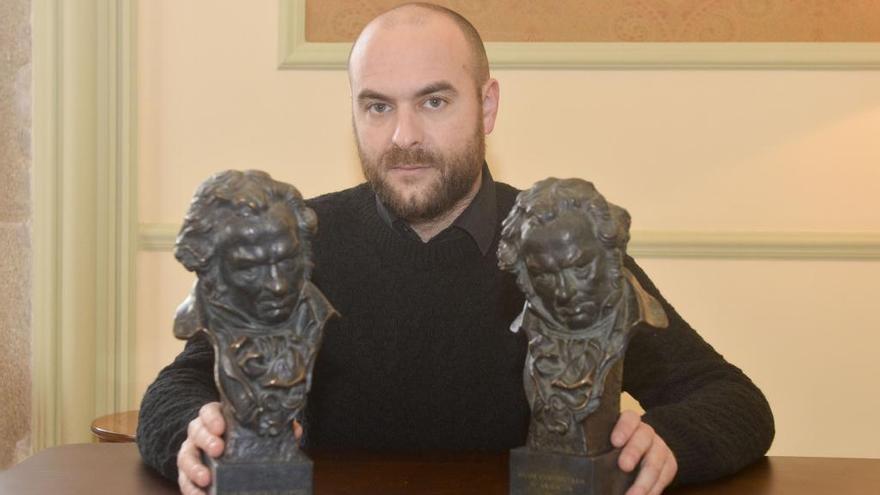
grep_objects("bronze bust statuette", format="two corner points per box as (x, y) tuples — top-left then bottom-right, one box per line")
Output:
(499, 178), (668, 495)
(173, 170), (337, 495)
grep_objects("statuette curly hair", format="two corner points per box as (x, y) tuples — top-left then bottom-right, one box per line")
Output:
(175, 170), (317, 277)
(497, 178), (631, 300)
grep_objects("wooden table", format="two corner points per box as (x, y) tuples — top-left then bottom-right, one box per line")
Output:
(90, 410), (139, 442)
(1, 443), (877, 494)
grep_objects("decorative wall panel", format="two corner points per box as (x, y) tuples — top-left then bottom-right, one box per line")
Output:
(306, 0), (880, 42)
(281, 0), (880, 68)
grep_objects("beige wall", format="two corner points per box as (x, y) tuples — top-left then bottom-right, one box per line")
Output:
(136, 0), (880, 458)
(0, 0), (32, 469)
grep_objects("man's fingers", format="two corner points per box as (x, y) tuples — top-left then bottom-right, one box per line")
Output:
(618, 422), (655, 472)
(648, 458), (675, 495)
(611, 412), (677, 495)
(293, 420), (303, 441)
(177, 405), (227, 494)
(177, 439), (211, 488)
(200, 402), (225, 436)
(188, 416), (224, 458)
(199, 428), (225, 458)
(624, 434), (668, 495)
(648, 455), (678, 495)
(611, 410), (641, 448)
(178, 469), (206, 495)
(625, 459), (666, 495)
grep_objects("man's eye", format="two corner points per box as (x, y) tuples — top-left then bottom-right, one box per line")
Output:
(368, 102), (390, 113)
(424, 97), (445, 109)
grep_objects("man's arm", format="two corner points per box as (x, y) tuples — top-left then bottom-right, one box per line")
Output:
(137, 333), (219, 481)
(622, 256), (775, 484)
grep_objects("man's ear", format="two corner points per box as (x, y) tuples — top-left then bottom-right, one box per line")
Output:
(481, 78), (500, 135)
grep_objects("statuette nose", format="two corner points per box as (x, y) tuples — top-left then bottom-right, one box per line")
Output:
(554, 272), (576, 304)
(265, 264), (288, 295)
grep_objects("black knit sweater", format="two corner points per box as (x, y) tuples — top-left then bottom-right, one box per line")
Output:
(137, 182), (774, 485)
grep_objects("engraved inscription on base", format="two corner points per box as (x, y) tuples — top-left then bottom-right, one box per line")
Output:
(225, 491), (308, 495)
(514, 472), (586, 494)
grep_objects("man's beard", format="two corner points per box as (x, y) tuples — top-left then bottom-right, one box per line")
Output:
(357, 126), (485, 223)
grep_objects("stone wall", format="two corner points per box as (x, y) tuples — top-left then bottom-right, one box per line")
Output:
(0, 0), (32, 468)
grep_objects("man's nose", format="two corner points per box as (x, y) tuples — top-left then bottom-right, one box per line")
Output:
(391, 108), (422, 148)
(264, 264), (288, 295)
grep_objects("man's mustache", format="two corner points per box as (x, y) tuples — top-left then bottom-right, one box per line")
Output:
(380, 146), (441, 169)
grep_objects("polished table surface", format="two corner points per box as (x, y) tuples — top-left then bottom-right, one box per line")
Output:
(89, 410), (139, 443)
(1, 443), (878, 494)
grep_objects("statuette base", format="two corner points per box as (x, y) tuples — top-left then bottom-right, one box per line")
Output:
(509, 446), (634, 495)
(205, 452), (312, 495)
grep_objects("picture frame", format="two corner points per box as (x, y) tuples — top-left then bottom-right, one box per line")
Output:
(278, 0), (880, 70)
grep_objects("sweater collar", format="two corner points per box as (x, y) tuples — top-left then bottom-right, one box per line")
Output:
(373, 162), (497, 256)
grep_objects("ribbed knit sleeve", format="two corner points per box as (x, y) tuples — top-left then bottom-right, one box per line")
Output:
(622, 256), (775, 484)
(136, 333), (218, 481)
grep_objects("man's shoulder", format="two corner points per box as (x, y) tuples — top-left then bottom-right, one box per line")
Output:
(494, 180), (521, 197)
(305, 183), (375, 241)
(305, 183), (375, 224)
(306, 183), (372, 210)
(493, 180), (521, 216)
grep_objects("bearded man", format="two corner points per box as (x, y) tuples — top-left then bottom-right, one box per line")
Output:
(137, 4), (774, 495)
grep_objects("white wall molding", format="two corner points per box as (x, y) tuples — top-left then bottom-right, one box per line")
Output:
(94, 0), (138, 419)
(629, 231), (880, 260)
(32, 0), (137, 451)
(139, 223), (179, 252)
(139, 223), (880, 261)
(32, 0), (63, 453)
(278, 0), (880, 70)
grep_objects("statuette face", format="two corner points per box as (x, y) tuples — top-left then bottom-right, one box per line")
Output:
(217, 210), (306, 326)
(519, 210), (619, 331)
(173, 170), (337, 467)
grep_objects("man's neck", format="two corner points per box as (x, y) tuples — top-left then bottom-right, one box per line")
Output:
(408, 170), (483, 242)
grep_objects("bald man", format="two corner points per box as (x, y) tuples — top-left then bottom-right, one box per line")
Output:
(137, 4), (774, 495)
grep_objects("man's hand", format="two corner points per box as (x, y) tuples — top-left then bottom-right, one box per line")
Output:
(176, 402), (305, 495)
(611, 410), (678, 495)
(177, 402), (225, 495)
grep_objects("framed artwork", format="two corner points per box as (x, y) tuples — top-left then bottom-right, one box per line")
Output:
(279, 0), (880, 69)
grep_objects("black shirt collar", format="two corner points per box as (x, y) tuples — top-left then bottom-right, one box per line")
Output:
(374, 163), (497, 255)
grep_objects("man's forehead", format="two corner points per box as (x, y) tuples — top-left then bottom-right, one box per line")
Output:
(349, 11), (472, 91)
